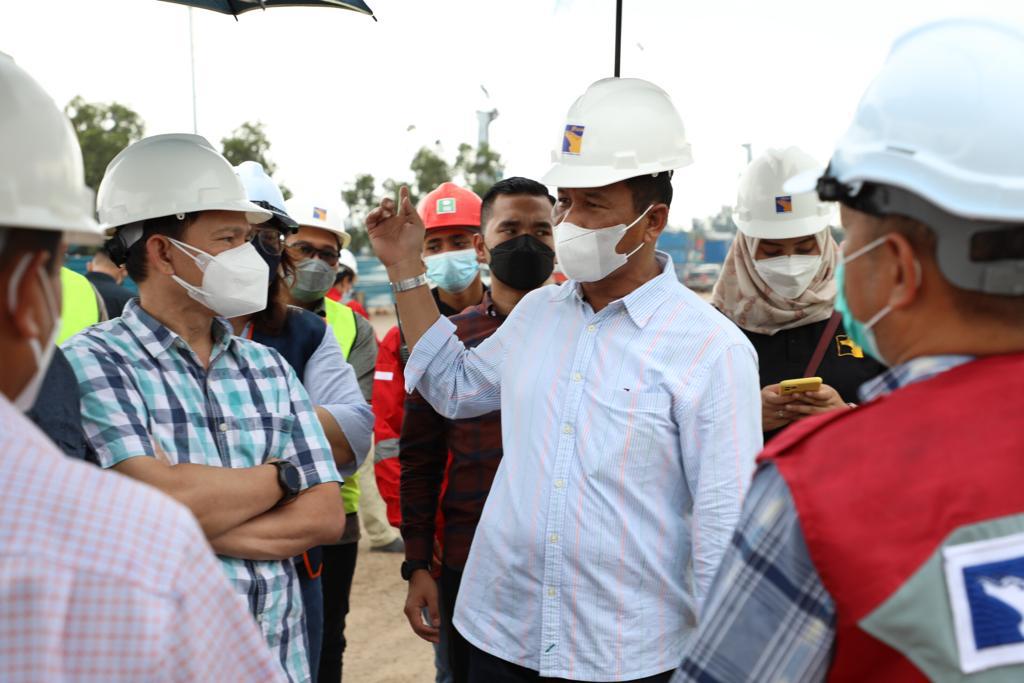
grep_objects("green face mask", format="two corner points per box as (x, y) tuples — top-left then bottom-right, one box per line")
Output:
(834, 236), (893, 366)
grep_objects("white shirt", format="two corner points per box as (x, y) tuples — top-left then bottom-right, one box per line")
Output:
(405, 252), (763, 681)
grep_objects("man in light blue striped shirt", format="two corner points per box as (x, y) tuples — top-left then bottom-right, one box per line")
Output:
(366, 78), (762, 682)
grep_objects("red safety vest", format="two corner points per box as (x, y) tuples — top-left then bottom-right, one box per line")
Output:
(762, 353), (1024, 682)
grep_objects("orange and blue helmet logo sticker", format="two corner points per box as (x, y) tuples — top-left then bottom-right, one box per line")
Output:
(775, 195), (793, 213)
(563, 125), (585, 155)
(313, 206), (327, 221)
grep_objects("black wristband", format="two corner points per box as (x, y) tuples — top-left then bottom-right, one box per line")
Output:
(400, 560), (430, 581)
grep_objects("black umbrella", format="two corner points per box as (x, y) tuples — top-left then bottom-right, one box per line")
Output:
(158, 0), (374, 19)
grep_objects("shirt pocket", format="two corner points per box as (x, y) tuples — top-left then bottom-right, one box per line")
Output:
(229, 413), (296, 463)
(587, 390), (673, 478)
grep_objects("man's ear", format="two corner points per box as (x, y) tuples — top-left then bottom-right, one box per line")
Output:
(472, 232), (488, 264)
(886, 232), (923, 312)
(645, 203), (669, 243)
(147, 235), (178, 276)
(9, 251), (51, 340)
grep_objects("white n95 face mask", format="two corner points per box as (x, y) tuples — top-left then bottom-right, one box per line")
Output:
(754, 254), (822, 299)
(6, 253), (61, 412)
(169, 238), (269, 318)
(554, 205), (652, 283)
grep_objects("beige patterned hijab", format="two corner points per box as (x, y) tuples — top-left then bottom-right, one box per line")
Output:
(711, 229), (839, 335)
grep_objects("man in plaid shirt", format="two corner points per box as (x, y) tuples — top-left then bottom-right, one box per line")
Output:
(63, 135), (343, 683)
(0, 54), (284, 682)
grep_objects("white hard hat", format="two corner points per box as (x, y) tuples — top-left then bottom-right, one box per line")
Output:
(785, 18), (1024, 296)
(734, 147), (831, 239)
(234, 161), (297, 232)
(789, 18), (1024, 223)
(97, 134), (272, 236)
(285, 196), (351, 248)
(0, 52), (101, 236)
(338, 248), (358, 275)
(541, 77), (693, 189)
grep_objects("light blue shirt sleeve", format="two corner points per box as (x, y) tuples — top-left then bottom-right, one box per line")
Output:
(304, 326), (374, 477)
(403, 300), (521, 420)
(678, 341), (764, 611)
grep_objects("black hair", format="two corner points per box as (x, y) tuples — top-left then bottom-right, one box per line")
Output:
(480, 177), (555, 227)
(121, 213), (198, 283)
(624, 172), (674, 213)
(0, 228), (61, 275)
(335, 266), (356, 286)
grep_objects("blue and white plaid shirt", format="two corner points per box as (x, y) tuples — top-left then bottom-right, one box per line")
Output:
(62, 300), (341, 683)
(673, 355), (974, 683)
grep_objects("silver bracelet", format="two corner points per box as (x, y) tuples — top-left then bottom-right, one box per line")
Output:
(390, 273), (429, 293)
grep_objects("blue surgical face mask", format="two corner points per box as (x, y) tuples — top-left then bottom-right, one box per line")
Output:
(834, 236), (893, 366)
(424, 248), (479, 293)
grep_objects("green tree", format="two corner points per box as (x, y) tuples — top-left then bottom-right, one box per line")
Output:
(65, 96), (146, 192)
(454, 142), (504, 196)
(341, 173), (377, 253)
(409, 146), (451, 201)
(220, 121), (291, 198)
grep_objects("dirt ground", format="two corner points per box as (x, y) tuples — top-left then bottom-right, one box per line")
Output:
(342, 309), (435, 683)
(343, 534), (435, 683)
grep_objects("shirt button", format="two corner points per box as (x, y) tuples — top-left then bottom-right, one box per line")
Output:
(562, 424), (573, 435)
(219, 422), (228, 432)
(586, 324), (596, 333)
(554, 479), (565, 489)
(549, 533), (559, 543)
(572, 372), (582, 382)
(547, 587), (557, 597)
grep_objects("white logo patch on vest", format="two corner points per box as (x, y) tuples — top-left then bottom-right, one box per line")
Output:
(944, 531), (1024, 673)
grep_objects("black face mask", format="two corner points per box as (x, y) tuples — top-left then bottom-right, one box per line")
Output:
(487, 234), (555, 291)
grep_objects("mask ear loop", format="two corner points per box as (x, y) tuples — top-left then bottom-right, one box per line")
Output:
(621, 204), (655, 257)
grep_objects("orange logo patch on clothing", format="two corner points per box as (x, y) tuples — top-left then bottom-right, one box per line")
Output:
(836, 335), (864, 358)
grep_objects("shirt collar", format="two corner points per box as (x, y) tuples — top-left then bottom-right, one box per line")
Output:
(858, 354), (975, 403)
(552, 251), (675, 329)
(121, 298), (235, 361)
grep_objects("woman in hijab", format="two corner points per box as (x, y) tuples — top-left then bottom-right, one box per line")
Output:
(713, 147), (885, 440)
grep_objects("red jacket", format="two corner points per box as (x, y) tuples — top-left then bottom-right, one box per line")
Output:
(371, 290), (478, 528)
(372, 325), (407, 527)
(764, 353), (1024, 682)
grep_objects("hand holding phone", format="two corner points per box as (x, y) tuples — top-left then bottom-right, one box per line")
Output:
(778, 377), (823, 396)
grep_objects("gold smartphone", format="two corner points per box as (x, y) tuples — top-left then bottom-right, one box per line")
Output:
(779, 377), (823, 396)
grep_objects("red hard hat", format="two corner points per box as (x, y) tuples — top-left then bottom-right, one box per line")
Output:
(418, 182), (482, 231)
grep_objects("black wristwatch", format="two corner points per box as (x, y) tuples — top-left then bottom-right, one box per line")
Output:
(401, 560), (430, 581)
(270, 460), (301, 506)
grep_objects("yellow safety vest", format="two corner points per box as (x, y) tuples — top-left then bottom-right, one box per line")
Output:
(324, 298), (361, 514)
(58, 268), (100, 345)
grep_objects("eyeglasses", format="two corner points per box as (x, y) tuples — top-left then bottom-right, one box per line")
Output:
(286, 241), (340, 266)
(255, 227), (286, 256)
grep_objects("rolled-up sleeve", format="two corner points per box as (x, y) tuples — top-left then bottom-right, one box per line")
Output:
(403, 314), (506, 420)
(680, 341), (763, 609)
(304, 327), (374, 476)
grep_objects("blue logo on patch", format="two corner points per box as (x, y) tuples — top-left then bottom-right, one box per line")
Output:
(963, 557), (1024, 649)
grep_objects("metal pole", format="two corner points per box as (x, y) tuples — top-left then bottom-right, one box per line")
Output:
(614, 0), (622, 77)
(189, 8), (198, 134)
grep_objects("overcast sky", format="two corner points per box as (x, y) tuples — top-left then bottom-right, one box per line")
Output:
(2, 0), (1021, 228)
